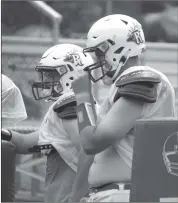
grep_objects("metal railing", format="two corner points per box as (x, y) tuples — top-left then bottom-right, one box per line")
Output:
(28, 1), (63, 45)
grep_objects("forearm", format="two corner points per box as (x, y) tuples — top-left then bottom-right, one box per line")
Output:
(70, 148), (94, 201)
(80, 126), (100, 154)
(75, 92), (100, 154)
(10, 131), (39, 154)
(76, 92), (97, 131)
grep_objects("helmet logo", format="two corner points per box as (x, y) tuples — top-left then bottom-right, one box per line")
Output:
(127, 22), (144, 45)
(127, 30), (143, 45)
(64, 53), (84, 66)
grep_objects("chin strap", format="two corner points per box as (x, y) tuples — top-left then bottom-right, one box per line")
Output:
(112, 49), (131, 81)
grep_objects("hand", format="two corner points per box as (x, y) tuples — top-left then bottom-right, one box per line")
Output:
(1, 129), (12, 141)
(72, 71), (92, 95)
(72, 72), (92, 104)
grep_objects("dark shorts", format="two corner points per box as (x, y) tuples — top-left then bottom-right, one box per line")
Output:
(1, 141), (16, 202)
(45, 149), (76, 203)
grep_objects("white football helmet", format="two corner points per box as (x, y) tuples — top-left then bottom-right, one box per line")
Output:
(84, 14), (146, 83)
(162, 131), (178, 177)
(32, 44), (94, 101)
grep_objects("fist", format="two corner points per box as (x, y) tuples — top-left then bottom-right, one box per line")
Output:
(72, 72), (92, 96)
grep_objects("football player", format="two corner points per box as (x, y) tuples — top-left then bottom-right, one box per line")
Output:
(1, 74), (27, 202)
(2, 44), (98, 203)
(72, 14), (176, 202)
(2, 74), (27, 127)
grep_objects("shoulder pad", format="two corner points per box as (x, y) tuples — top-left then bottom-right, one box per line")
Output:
(114, 82), (158, 103)
(53, 95), (77, 119)
(56, 106), (77, 119)
(116, 70), (161, 87)
(53, 94), (76, 111)
(114, 70), (161, 103)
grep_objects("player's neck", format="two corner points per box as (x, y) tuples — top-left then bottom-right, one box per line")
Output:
(119, 56), (141, 75)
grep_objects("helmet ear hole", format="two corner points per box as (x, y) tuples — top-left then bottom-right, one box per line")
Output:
(66, 83), (69, 86)
(113, 58), (116, 62)
(120, 56), (127, 64)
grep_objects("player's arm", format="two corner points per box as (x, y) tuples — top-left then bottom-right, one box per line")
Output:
(78, 97), (144, 154)
(53, 92), (97, 151)
(2, 129), (39, 154)
(53, 95), (83, 150)
(73, 70), (161, 155)
(66, 124), (81, 151)
(69, 148), (94, 202)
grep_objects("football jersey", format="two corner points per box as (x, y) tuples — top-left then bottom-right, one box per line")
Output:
(38, 92), (100, 172)
(98, 66), (176, 168)
(2, 74), (27, 127)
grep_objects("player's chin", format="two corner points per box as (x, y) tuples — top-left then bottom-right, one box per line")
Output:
(102, 75), (113, 86)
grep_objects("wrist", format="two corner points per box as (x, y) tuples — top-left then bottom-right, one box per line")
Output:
(76, 102), (96, 133)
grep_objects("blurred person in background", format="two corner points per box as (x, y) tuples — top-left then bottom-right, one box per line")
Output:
(1, 74), (27, 202)
(2, 44), (97, 203)
(143, 1), (178, 42)
(1, 74), (27, 127)
(72, 14), (176, 202)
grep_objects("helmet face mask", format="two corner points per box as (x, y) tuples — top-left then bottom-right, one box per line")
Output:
(32, 65), (67, 101)
(83, 41), (112, 82)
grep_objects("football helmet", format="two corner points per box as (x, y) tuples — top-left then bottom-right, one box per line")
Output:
(83, 14), (146, 83)
(32, 44), (94, 101)
(162, 131), (178, 177)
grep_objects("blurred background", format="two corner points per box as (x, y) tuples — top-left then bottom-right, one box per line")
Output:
(1, 0), (178, 201)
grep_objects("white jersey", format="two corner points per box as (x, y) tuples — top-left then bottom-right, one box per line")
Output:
(1, 74), (27, 127)
(98, 66), (176, 168)
(38, 92), (79, 172)
(38, 92), (100, 172)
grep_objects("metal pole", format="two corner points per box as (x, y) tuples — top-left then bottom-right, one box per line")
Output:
(52, 19), (60, 45)
(28, 1), (63, 45)
(106, 0), (113, 15)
